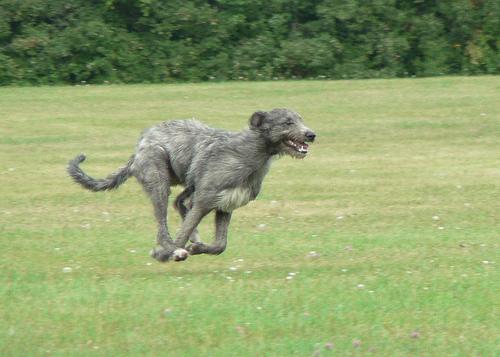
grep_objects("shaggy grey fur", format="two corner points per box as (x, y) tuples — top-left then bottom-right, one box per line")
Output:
(67, 108), (316, 262)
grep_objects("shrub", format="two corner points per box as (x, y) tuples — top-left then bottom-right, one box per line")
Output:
(0, 0), (498, 85)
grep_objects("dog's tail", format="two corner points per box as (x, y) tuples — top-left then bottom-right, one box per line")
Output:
(67, 154), (134, 192)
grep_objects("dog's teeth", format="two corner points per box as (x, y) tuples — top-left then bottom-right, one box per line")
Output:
(287, 139), (309, 153)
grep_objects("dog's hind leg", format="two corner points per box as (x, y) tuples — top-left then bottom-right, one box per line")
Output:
(187, 210), (232, 255)
(133, 153), (188, 262)
(173, 188), (201, 243)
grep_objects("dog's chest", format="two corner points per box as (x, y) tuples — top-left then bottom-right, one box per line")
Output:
(216, 186), (253, 212)
(215, 159), (272, 212)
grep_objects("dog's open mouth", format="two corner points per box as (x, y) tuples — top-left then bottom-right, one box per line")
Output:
(285, 139), (309, 154)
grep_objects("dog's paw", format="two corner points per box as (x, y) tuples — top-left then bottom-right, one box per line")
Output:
(186, 242), (207, 255)
(172, 248), (189, 261)
(150, 247), (189, 262)
(149, 247), (170, 262)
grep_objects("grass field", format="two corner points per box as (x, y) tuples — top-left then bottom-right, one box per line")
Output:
(0, 77), (499, 356)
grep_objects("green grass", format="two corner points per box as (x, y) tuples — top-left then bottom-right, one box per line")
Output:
(1, 77), (499, 356)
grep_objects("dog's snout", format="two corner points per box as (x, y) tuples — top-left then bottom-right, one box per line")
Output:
(305, 131), (316, 142)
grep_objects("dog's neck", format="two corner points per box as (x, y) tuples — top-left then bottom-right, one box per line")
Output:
(243, 129), (280, 158)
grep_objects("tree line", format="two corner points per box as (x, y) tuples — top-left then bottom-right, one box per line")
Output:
(0, 0), (498, 85)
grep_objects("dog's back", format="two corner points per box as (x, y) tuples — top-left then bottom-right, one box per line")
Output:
(138, 119), (247, 185)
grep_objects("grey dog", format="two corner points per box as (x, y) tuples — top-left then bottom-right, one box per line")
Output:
(67, 108), (316, 262)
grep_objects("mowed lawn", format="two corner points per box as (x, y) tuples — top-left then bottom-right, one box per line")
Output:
(0, 77), (498, 356)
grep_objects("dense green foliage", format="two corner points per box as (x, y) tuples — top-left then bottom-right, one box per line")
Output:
(0, 0), (498, 85)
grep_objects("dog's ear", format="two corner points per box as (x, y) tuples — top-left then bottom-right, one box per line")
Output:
(249, 111), (267, 129)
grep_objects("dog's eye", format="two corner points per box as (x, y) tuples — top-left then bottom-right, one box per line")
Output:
(285, 120), (294, 126)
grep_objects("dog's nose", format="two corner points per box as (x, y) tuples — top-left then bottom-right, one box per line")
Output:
(305, 131), (316, 142)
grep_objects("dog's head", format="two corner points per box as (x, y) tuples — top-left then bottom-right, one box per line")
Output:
(249, 108), (316, 158)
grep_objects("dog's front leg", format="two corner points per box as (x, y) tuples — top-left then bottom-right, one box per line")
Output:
(187, 210), (232, 255)
(173, 188), (201, 243)
(150, 204), (208, 263)
(173, 206), (210, 249)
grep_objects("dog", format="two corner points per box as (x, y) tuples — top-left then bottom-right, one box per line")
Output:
(67, 108), (316, 262)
